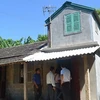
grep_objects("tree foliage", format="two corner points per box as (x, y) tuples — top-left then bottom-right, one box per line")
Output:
(0, 34), (48, 48)
(0, 37), (23, 48)
(24, 36), (35, 44)
(96, 9), (100, 18)
(37, 34), (48, 42)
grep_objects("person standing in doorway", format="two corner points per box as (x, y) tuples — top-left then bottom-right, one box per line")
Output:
(33, 68), (42, 100)
(54, 69), (61, 100)
(60, 65), (71, 100)
(46, 66), (56, 100)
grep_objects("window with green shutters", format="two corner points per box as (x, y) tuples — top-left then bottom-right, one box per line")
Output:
(64, 12), (81, 34)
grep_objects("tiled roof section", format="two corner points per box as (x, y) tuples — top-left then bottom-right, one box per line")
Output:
(0, 41), (47, 65)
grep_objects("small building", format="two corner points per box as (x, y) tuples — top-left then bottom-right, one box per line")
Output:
(0, 1), (100, 100)
(24, 1), (100, 100)
(0, 41), (47, 100)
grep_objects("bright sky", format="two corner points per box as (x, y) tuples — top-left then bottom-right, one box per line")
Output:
(0, 0), (100, 40)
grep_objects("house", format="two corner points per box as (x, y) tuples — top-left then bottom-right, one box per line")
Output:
(0, 41), (47, 100)
(24, 1), (100, 100)
(0, 1), (100, 100)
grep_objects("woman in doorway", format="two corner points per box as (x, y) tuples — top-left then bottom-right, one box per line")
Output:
(54, 68), (61, 100)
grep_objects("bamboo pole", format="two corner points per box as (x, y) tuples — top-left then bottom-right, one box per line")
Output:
(24, 62), (28, 100)
(83, 55), (91, 100)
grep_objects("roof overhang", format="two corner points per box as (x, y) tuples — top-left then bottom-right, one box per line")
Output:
(45, 1), (95, 24)
(42, 41), (99, 52)
(45, 1), (100, 26)
(23, 46), (100, 62)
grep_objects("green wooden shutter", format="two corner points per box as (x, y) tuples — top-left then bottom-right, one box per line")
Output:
(65, 14), (73, 34)
(73, 12), (80, 32)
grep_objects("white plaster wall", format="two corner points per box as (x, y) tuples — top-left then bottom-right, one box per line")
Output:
(91, 15), (100, 45)
(88, 55), (97, 100)
(95, 54), (100, 100)
(51, 7), (93, 48)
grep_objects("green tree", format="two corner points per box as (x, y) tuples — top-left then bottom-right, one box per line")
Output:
(0, 37), (23, 48)
(0, 37), (8, 48)
(13, 38), (23, 46)
(0, 34), (48, 49)
(24, 36), (35, 44)
(37, 34), (48, 42)
(6, 39), (15, 47)
(96, 9), (100, 17)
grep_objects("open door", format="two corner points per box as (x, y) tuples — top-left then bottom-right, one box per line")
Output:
(57, 58), (80, 100)
(0, 66), (6, 99)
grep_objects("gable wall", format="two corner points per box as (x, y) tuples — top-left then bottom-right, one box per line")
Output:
(50, 7), (93, 48)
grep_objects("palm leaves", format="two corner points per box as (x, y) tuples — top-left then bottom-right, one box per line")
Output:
(0, 34), (48, 48)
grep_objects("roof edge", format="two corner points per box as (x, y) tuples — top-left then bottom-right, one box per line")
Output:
(45, 1), (95, 24)
(42, 41), (99, 52)
(0, 60), (24, 66)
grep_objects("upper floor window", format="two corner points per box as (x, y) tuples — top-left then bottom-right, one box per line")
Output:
(64, 12), (81, 35)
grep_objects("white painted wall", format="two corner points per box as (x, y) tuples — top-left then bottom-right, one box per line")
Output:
(91, 15), (100, 45)
(95, 54), (100, 100)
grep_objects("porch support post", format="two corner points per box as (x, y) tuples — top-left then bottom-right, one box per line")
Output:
(24, 62), (28, 100)
(83, 55), (91, 100)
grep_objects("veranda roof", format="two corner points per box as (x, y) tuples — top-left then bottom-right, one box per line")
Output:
(23, 46), (100, 61)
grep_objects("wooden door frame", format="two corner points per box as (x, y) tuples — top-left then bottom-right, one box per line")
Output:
(57, 58), (80, 100)
(0, 66), (6, 99)
(71, 57), (80, 100)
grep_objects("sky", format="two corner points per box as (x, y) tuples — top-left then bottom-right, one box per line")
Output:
(0, 0), (100, 40)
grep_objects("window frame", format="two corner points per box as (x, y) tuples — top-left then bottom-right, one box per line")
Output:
(13, 62), (34, 84)
(13, 63), (24, 84)
(64, 11), (81, 36)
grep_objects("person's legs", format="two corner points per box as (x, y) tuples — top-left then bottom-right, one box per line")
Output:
(46, 84), (55, 100)
(34, 86), (38, 100)
(62, 82), (70, 100)
(34, 85), (42, 100)
(46, 85), (50, 100)
(38, 85), (42, 100)
(55, 83), (61, 100)
(49, 85), (55, 100)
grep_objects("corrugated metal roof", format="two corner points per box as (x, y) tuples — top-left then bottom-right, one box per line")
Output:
(23, 46), (100, 61)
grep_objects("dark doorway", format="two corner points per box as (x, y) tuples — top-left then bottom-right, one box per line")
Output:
(71, 58), (80, 100)
(0, 66), (6, 99)
(57, 58), (80, 100)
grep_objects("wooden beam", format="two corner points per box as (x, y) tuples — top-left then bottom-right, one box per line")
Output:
(24, 62), (28, 100)
(48, 23), (51, 47)
(83, 55), (91, 100)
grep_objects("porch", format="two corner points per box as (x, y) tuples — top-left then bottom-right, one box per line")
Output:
(0, 55), (96, 100)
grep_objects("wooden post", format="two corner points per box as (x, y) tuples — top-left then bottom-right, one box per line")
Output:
(48, 23), (51, 47)
(24, 62), (28, 100)
(83, 55), (91, 100)
(41, 61), (43, 90)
